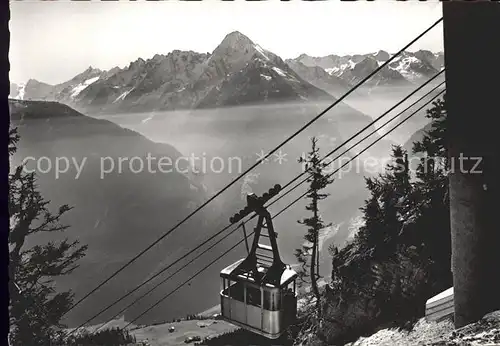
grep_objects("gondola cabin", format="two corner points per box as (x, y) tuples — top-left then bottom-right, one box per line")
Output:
(219, 185), (298, 339)
(220, 259), (298, 339)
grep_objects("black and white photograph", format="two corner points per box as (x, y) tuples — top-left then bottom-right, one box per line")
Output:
(4, 1), (500, 346)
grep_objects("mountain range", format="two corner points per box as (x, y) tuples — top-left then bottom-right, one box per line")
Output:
(7, 30), (445, 327)
(291, 49), (443, 86)
(9, 31), (443, 115)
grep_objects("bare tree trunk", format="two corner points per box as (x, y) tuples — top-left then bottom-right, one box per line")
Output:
(310, 232), (321, 317)
(316, 236), (320, 281)
(310, 196), (321, 318)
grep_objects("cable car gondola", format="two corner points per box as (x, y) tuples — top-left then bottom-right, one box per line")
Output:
(219, 185), (298, 339)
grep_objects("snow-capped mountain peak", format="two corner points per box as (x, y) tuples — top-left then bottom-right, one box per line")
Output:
(15, 30), (444, 113)
(288, 49), (443, 91)
(388, 54), (438, 82)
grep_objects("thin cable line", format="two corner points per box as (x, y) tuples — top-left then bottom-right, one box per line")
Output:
(268, 79), (446, 209)
(92, 228), (255, 334)
(273, 89), (446, 219)
(71, 75), (445, 336)
(120, 89), (445, 331)
(64, 17), (443, 314)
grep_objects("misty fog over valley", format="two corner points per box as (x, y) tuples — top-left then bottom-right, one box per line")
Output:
(9, 10), (446, 336)
(10, 99), (389, 327)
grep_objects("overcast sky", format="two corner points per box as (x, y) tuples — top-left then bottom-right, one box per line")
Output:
(9, 0), (443, 85)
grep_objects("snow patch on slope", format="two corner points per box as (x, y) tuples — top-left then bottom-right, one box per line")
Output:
(329, 60), (356, 76)
(113, 87), (135, 103)
(272, 67), (287, 77)
(71, 76), (100, 98)
(272, 66), (299, 82)
(390, 56), (422, 81)
(254, 44), (270, 60)
(325, 67), (336, 75)
(260, 74), (272, 81)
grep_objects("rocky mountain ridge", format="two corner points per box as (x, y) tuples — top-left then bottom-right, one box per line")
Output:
(291, 50), (443, 83)
(10, 32), (443, 114)
(10, 32), (334, 114)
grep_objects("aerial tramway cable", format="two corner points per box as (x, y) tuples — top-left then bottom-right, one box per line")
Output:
(268, 70), (444, 201)
(120, 88), (446, 331)
(272, 89), (446, 219)
(267, 79), (446, 210)
(64, 16), (443, 328)
(88, 86), (446, 335)
(68, 72), (445, 337)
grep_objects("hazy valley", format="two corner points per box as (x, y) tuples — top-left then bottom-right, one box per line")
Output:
(9, 30), (444, 329)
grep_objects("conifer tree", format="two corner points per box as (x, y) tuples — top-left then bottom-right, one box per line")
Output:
(296, 137), (334, 318)
(326, 96), (451, 338)
(356, 145), (411, 262)
(406, 95), (451, 294)
(8, 127), (88, 346)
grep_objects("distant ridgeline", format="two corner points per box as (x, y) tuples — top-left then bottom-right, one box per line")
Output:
(9, 32), (443, 115)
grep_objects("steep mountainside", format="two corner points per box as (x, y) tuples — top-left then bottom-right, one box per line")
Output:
(75, 51), (210, 113)
(21, 79), (54, 100)
(339, 55), (411, 88)
(388, 52), (438, 83)
(9, 99), (225, 327)
(284, 60), (352, 98)
(195, 57), (333, 108)
(194, 32), (334, 108)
